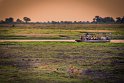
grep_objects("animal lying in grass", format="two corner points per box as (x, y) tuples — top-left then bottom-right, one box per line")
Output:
(67, 66), (83, 78)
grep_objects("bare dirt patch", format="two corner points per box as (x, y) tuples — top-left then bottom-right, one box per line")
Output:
(0, 40), (75, 42)
(70, 30), (115, 32)
(110, 40), (124, 43)
(0, 40), (124, 43)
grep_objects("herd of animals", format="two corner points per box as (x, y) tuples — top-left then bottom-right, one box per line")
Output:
(75, 33), (111, 42)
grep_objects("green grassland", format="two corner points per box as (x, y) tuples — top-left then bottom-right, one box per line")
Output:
(0, 24), (124, 83)
(0, 42), (124, 83)
(0, 24), (124, 40)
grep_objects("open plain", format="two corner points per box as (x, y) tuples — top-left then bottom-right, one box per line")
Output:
(0, 24), (124, 83)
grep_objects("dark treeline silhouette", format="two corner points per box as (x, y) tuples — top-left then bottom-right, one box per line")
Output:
(0, 16), (124, 24)
(0, 17), (31, 24)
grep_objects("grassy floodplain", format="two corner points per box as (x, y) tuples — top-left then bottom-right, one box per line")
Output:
(0, 24), (124, 40)
(0, 42), (124, 83)
(0, 24), (124, 83)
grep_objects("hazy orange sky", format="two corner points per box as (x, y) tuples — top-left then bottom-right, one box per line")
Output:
(0, 0), (124, 22)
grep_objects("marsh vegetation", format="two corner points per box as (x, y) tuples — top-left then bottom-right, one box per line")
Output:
(0, 42), (124, 83)
(0, 24), (124, 40)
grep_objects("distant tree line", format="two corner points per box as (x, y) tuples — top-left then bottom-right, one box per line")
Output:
(0, 16), (124, 24)
(92, 16), (124, 24)
(0, 17), (31, 24)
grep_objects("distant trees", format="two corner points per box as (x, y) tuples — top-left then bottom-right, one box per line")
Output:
(0, 17), (31, 24)
(92, 16), (124, 24)
(93, 16), (115, 24)
(116, 17), (122, 23)
(0, 16), (124, 24)
(49, 21), (90, 24)
(16, 18), (23, 23)
(103, 17), (115, 24)
(93, 16), (103, 23)
(0, 20), (5, 24)
(51, 21), (59, 24)
(121, 16), (124, 23)
(5, 17), (14, 23)
(116, 17), (124, 24)
(23, 17), (31, 23)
